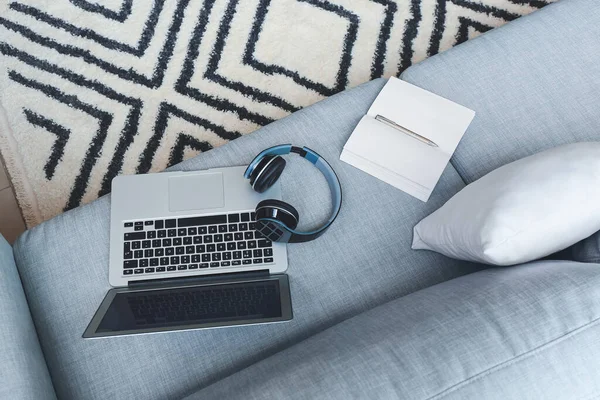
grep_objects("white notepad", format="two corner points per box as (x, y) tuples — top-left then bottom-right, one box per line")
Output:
(340, 77), (475, 201)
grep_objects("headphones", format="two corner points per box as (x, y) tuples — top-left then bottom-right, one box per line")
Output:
(244, 144), (342, 243)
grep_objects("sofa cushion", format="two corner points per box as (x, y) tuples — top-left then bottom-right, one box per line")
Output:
(571, 231), (600, 263)
(187, 260), (600, 400)
(401, 0), (600, 184)
(13, 79), (476, 400)
(0, 235), (56, 400)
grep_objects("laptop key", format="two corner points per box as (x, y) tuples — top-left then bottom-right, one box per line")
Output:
(189, 264), (198, 269)
(134, 268), (144, 274)
(214, 234), (223, 242)
(131, 241), (141, 249)
(144, 249), (153, 258)
(155, 248), (164, 257)
(160, 257), (169, 265)
(202, 254), (211, 262)
(124, 260), (138, 269)
(203, 235), (212, 243)
(234, 232), (243, 241)
(124, 232), (145, 241)
(212, 253), (221, 261)
(188, 227), (197, 235)
(155, 220), (164, 229)
(134, 250), (143, 258)
(227, 242), (236, 250)
(167, 266), (176, 271)
(232, 260), (241, 266)
(238, 223), (248, 231)
(157, 230), (166, 238)
(168, 229), (176, 237)
(178, 228), (187, 236)
(134, 225), (143, 231)
(200, 263), (209, 268)
(243, 250), (252, 258)
(253, 249), (263, 258)
(207, 244), (215, 252)
(224, 233), (233, 241)
(228, 213), (240, 223)
(124, 222), (133, 228)
(156, 267), (166, 272)
(221, 261), (230, 267)
(241, 213), (250, 222)
(162, 238), (171, 246)
(253, 259), (262, 264)
(244, 232), (253, 240)
(264, 258), (274, 263)
(237, 242), (246, 250)
(124, 251), (133, 259)
(147, 231), (156, 239)
(165, 248), (174, 256)
(248, 240), (257, 249)
(228, 224), (237, 232)
(233, 251), (242, 259)
(145, 268), (155, 273)
(171, 256), (180, 264)
(209, 226), (217, 234)
(176, 247), (185, 255)
(258, 239), (272, 248)
(193, 236), (202, 244)
(145, 221), (153, 226)
(217, 243), (226, 252)
(152, 239), (161, 247)
(192, 255), (200, 263)
(173, 238), (182, 246)
(186, 246), (195, 254)
(124, 269), (133, 275)
(181, 255), (190, 263)
(150, 258), (159, 266)
(210, 262), (220, 268)
(219, 225), (227, 233)
(142, 240), (151, 248)
(183, 237), (192, 245)
(223, 252), (232, 260)
(165, 219), (176, 228)
(199, 227), (207, 234)
(195, 245), (205, 253)
(264, 248), (273, 257)
(251, 212), (256, 221)
(242, 259), (252, 265)
(178, 265), (187, 270)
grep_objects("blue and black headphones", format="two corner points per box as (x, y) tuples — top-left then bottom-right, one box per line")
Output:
(244, 144), (342, 243)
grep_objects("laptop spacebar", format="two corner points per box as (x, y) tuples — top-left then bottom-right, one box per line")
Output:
(178, 214), (227, 227)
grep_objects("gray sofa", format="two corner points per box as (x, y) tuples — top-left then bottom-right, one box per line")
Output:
(2, 0), (600, 398)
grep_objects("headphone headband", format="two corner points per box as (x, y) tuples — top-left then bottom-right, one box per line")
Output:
(244, 144), (342, 243)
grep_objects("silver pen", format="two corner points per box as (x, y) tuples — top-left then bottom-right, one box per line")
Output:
(375, 114), (439, 148)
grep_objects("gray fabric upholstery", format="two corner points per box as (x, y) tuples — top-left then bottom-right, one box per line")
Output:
(12, 80), (479, 400)
(401, 0), (600, 184)
(0, 235), (56, 400)
(189, 260), (600, 400)
(571, 231), (600, 263)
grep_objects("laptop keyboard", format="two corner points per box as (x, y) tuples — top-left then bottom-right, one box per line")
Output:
(127, 281), (280, 326)
(122, 212), (274, 276)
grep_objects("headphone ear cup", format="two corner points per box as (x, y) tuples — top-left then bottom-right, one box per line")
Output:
(251, 156), (286, 193)
(256, 199), (299, 230)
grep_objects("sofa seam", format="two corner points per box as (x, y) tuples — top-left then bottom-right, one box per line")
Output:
(427, 316), (600, 400)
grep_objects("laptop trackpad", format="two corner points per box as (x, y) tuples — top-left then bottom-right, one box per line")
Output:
(168, 173), (225, 212)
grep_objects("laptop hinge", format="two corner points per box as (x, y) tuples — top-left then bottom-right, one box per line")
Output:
(127, 270), (270, 288)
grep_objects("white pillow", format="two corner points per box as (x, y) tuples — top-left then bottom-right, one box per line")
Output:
(412, 142), (600, 265)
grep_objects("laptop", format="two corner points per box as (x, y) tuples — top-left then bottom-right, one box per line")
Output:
(83, 166), (292, 338)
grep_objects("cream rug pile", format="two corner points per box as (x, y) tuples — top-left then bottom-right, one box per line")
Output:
(0, 0), (553, 226)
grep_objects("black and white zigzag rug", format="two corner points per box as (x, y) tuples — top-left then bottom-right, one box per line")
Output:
(0, 0), (554, 226)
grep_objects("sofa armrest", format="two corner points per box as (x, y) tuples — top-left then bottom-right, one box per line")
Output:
(0, 235), (56, 400)
(185, 260), (600, 399)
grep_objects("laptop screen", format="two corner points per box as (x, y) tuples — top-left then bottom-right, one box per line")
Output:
(84, 275), (292, 338)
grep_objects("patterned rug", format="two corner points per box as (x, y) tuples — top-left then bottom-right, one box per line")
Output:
(0, 0), (554, 227)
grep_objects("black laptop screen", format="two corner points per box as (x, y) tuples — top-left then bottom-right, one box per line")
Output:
(96, 279), (284, 334)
